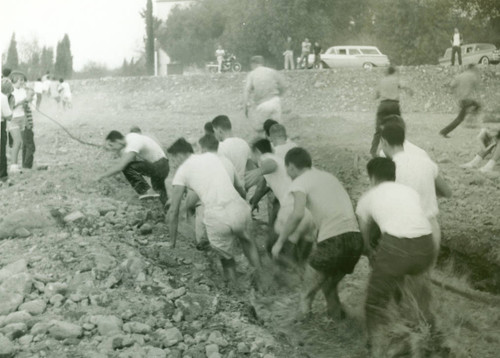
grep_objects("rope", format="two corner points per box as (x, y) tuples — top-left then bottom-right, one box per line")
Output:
(35, 108), (103, 148)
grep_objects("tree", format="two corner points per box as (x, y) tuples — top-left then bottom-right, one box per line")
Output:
(54, 34), (73, 79)
(5, 33), (19, 69)
(40, 47), (54, 74)
(142, 0), (155, 75)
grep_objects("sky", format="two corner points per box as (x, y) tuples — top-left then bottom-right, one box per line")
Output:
(0, 0), (149, 71)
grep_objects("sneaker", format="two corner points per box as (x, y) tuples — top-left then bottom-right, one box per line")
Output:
(9, 164), (22, 174)
(139, 190), (160, 200)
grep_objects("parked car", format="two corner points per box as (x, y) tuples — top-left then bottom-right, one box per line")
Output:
(439, 43), (500, 66)
(306, 46), (390, 69)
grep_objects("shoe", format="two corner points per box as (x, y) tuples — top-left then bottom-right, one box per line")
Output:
(139, 190), (160, 200)
(479, 160), (495, 173)
(9, 164), (22, 174)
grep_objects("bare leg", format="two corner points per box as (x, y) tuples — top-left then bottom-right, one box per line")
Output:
(9, 128), (22, 165)
(321, 271), (346, 319)
(300, 265), (328, 317)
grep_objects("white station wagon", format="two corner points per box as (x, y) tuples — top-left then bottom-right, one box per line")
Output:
(309, 46), (390, 69)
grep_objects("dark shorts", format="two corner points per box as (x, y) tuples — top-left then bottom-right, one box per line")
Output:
(309, 232), (363, 275)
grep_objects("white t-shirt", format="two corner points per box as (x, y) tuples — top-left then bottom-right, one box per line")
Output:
(453, 33), (461, 47)
(219, 155), (236, 183)
(380, 140), (429, 159)
(261, 153), (291, 203)
(289, 168), (359, 242)
(273, 140), (298, 160)
(58, 82), (71, 99)
(393, 151), (439, 218)
(34, 82), (44, 94)
(12, 88), (27, 118)
(218, 137), (251, 184)
(1, 94), (12, 122)
(123, 133), (166, 163)
(172, 153), (241, 209)
(356, 182), (432, 238)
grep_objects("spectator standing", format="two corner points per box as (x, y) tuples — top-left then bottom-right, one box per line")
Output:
(9, 74), (28, 173)
(215, 45), (225, 73)
(283, 37), (295, 70)
(21, 88), (36, 169)
(450, 28), (463, 66)
(34, 78), (44, 109)
(313, 41), (322, 68)
(299, 38), (311, 69)
(50, 77), (60, 105)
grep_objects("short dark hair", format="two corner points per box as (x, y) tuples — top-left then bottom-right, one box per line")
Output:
(212, 115), (232, 130)
(204, 122), (214, 134)
(381, 114), (406, 132)
(130, 126), (141, 134)
(105, 130), (124, 142)
(2, 68), (12, 78)
(59, 78), (64, 83)
(37, 78), (42, 82)
(367, 157), (396, 182)
(387, 66), (397, 75)
(263, 119), (278, 136)
(167, 138), (194, 155)
(269, 123), (287, 138)
(285, 147), (312, 169)
(199, 134), (219, 152)
(381, 123), (405, 146)
(252, 139), (272, 154)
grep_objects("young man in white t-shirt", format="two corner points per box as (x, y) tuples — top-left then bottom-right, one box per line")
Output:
(380, 123), (452, 250)
(246, 139), (315, 265)
(98, 130), (170, 205)
(212, 115), (253, 189)
(58, 79), (72, 110)
(274, 147), (362, 319)
(268, 123), (298, 159)
(167, 138), (262, 287)
(356, 158), (438, 355)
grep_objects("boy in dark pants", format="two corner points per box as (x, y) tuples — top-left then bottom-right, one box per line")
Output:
(98, 130), (170, 206)
(22, 88), (36, 169)
(370, 66), (413, 157)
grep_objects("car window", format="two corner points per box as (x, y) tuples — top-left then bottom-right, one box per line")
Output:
(326, 48), (335, 54)
(465, 47), (473, 54)
(360, 48), (379, 55)
(477, 44), (494, 51)
(338, 49), (347, 55)
(349, 49), (361, 55)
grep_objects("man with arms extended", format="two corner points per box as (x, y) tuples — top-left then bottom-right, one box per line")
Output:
(167, 138), (262, 288)
(381, 123), (452, 250)
(273, 147), (362, 319)
(439, 64), (480, 138)
(370, 66), (413, 157)
(244, 56), (287, 135)
(98, 130), (169, 205)
(356, 158), (439, 356)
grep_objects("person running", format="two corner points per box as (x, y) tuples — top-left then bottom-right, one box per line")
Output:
(21, 88), (36, 169)
(299, 38), (312, 69)
(244, 56), (287, 135)
(269, 123), (298, 159)
(215, 45), (225, 73)
(1, 79), (13, 182)
(8, 74), (28, 174)
(380, 123), (452, 250)
(461, 123), (500, 173)
(370, 66), (414, 157)
(34, 78), (44, 109)
(58, 78), (72, 109)
(356, 158), (438, 355)
(274, 147), (362, 319)
(211, 115), (253, 189)
(283, 37), (295, 70)
(98, 130), (170, 205)
(167, 138), (262, 288)
(439, 64), (480, 138)
(50, 77), (60, 105)
(450, 28), (463, 66)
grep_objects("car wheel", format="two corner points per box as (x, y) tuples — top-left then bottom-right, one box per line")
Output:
(232, 62), (242, 72)
(363, 62), (374, 70)
(480, 57), (490, 65)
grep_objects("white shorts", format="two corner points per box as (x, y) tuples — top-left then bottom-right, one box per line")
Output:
(7, 116), (26, 132)
(251, 96), (282, 133)
(204, 199), (252, 259)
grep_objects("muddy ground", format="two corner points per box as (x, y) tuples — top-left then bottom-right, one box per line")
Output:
(0, 68), (499, 358)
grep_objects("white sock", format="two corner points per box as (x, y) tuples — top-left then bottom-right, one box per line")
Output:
(479, 160), (496, 172)
(461, 155), (482, 168)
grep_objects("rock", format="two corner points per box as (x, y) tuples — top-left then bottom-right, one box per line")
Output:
(0, 334), (15, 358)
(166, 287), (186, 301)
(30, 321), (51, 336)
(237, 342), (250, 353)
(49, 293), (65, 306)
(64, 211), (85, 223)
(139, 223), (153, 235)
(92, 253), (117, 273)
(0, 208), (54, 239)
(0, 259), (28, 284)
(112, 335), (134, 349)
(19, 299), (46, 316)
(1, 322), (27, 340)
(205, 344), (219, 357)
(44, 282), (68, 298)
(18, 334), (33, 346)
(207, 331), (228, 347)
(0, 291), (23, 316)
(98, 203), (117, 216)
(0, 311), (32, 328)
(123, 322), (151, 334)
(175, 293), (213, 322)
(157, 327), (183, 347)
(117, 345), (147, 358)
(48, 320), (83, 340)
(144, 346), (166, 358)
(14, 228), (31, 238)
(91, 315), (123, 336)
(1, 272), (32, 296)
(83, 323), (95, 331)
